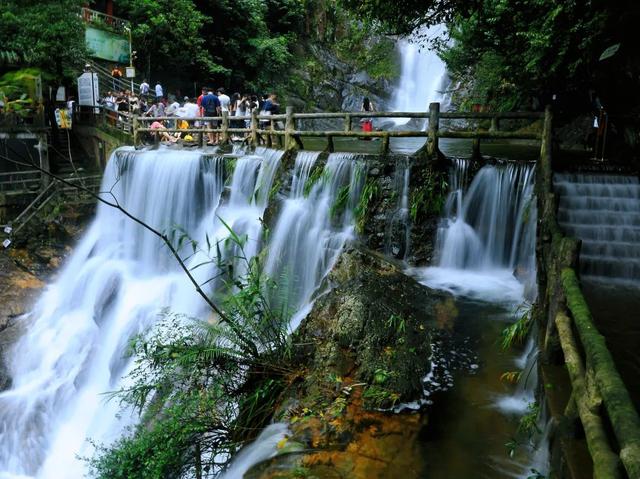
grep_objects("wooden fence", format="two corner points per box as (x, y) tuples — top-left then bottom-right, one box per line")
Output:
(537, 107), (640, 479)
(132, 102), (544, 156)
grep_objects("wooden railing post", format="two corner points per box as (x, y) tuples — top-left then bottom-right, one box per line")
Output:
(250, 109), (258, 148)
(285, 106), (294, 150)
(381, 133), (390, 155)
(132, 116), (139, 146)
(344, 113), (352, 132)
(427, 102), (440, 158)
(490, 116), (499, 132)
(221, 111), (229, 145)
(472, 137), (481, 159)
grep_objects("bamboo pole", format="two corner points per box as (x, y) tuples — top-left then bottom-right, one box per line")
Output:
(562, 267), (640, 478)
(285, 106), (295, 150)
(555, 312), (623, 479)
(427, 102), (440, 159)
(221, 111), (229, 144)
(250, 109), (258, 148)
(381, 133), (390, 155)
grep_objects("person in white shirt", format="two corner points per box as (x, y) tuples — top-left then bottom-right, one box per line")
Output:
(155, 82), (163, 100)
(140, 79), (150, 98)
(217, 88), (230, 112)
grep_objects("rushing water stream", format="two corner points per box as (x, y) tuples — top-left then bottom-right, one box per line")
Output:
(0, 147), (365, 478)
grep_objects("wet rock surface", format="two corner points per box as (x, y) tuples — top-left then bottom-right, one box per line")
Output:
(248, 245), (456, 478)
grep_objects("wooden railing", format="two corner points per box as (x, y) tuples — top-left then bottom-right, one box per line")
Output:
(132, 102), (544, 156)
(536, 107), (640, 479)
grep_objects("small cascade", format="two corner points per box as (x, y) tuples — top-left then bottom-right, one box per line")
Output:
(265, 152), (365, 323)
(384, 156), (411, 259)
(554, 172), (640, 284)
(420, 160), (537, 301)
(220, 424), (289, 479)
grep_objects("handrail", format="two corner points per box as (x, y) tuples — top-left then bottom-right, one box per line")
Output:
(536, 105), (640, 478)
(132, 103), (544, 155)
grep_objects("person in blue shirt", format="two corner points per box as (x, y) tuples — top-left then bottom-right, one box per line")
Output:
(200, 90), (221, 144)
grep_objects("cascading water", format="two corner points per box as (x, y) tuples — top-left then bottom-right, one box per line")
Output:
(0, 146), (364, 478)
(419, 160), (537, 302)
(410, 158), (547, 478)
(393, 25), (448, 116)
(265, 151), (365, 327)
(384, 156), (412, 259)
(555, 172), (640, 284)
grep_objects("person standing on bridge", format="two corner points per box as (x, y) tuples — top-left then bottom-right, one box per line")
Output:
(140, 79), (150, 99)
(155, 82), (164, 101)
(360, 97), (375, 138)
(111, 64), (123, 90)
(201, 89), (221, 145)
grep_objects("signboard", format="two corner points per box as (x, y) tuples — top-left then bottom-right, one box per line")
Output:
(85, 26), (130, 63)
(125, 67), (136, 78)
(77, 72), (99, 107)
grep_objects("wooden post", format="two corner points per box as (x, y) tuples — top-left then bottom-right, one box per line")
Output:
(472, 137), (481, 159)
(132, 116), (139, 146)
(427, 102), (440, 158)
(344, 113), (352, 132)
(199, 124), (205, 148)
(267, 119), (273, 148)
(250, 109), (258, 148)
(326, 135), (334, 153)
(490, 116), (499, 132)
(221, 111), (229, 145)
(381, 133), (390, 155)
(285, 106), (294, 150)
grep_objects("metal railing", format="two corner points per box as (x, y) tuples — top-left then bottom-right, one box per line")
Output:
(80, 7), (130, 35)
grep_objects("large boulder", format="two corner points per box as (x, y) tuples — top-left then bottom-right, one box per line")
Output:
(246, 245), (455, 478)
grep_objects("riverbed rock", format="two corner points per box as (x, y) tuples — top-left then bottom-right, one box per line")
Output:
(247, 245), (452, 478)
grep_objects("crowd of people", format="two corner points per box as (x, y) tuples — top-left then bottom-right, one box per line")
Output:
(101, 75), (282, 145)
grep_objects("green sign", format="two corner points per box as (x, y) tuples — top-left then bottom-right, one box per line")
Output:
(85, 26), (130, 63)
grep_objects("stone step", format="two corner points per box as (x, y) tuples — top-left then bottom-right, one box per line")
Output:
(581, 240), (640, 259)
(557, 195), (640, 212)
(558, 209), (640, 227)
(561, 223), (640, 242)
(554, 173), (639, 185)
(580, 254), (640, 280)
(554, 182), (640, 198)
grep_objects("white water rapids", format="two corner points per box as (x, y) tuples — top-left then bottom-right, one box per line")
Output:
(0, 147), (365, 478)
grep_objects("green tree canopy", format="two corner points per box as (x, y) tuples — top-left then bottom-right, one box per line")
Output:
(0, 0), (87, 82)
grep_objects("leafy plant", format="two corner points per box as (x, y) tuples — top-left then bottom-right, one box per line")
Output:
(87, 223), (293, 478)
(500, 302), (533, 350)
(354, 178), (379, 234)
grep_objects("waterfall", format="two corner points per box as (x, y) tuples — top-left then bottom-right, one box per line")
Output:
(555, 172), (640, 285)
(392, 25), (448, 118)
(419, 160), (537, 302)
(384, 156), (411, 259)
(265, 151), (365, 324)
(0, 146), (364, 478)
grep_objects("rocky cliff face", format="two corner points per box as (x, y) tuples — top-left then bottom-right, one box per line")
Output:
(285, 39), (400, 120)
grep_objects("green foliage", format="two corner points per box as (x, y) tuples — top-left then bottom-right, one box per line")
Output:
(0, 0), (87, 81)
(409, 168), (448, 222)
(362, 384), (400, 409)
(88, 225), (292, 478)
(329, 185), (350, 220)
(354, 178), (379, 234)
(303, 165), (327, 197)
(0, 68), (42, 115)
(500, 302), (533, 350)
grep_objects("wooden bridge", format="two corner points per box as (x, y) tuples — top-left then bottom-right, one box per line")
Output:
(132, 102), (545, 158)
